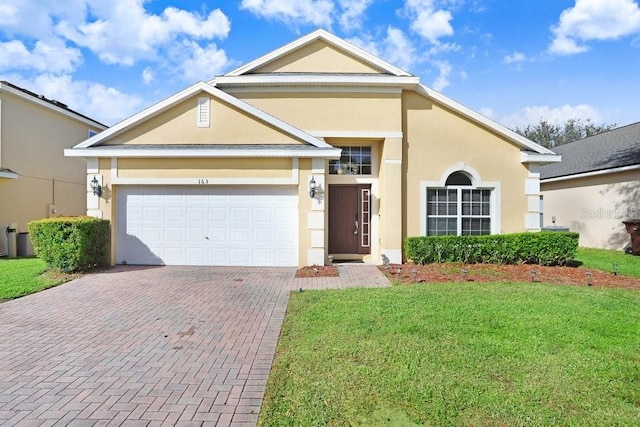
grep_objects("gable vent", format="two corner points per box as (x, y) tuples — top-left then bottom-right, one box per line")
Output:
(197, 97), (210, 128)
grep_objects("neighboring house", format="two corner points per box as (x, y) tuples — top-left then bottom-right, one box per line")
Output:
(0, 81), (107, 255)
(541, 121), (640, 250)
(65, 29), (559, 267)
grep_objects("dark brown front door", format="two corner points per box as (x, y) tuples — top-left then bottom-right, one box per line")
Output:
(328, 185), (371, 254)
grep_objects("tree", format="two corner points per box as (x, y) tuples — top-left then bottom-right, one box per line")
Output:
(514, 118), (617, 148)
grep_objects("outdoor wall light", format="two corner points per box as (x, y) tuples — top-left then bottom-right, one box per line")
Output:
(308, 176), (317, 199)
(90, 175), (102, 197)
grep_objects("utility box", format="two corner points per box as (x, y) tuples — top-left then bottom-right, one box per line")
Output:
(6, 223), (18, 258)
(17, 232), (34, 257)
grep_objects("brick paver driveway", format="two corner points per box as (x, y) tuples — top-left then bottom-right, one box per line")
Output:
(0, 265), (389, 426)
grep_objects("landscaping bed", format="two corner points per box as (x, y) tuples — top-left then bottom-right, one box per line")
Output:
(295, 265), (339, 278)
(382, 263), (640, 290)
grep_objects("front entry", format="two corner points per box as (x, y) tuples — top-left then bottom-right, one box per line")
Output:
(328, 185), (371, 255)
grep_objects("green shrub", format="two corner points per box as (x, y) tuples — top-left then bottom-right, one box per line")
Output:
(27, 216), (110, 272)
(404, 232), (579, 266)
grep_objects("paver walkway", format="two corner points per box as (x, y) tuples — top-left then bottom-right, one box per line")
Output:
(0, 264), (389, 426)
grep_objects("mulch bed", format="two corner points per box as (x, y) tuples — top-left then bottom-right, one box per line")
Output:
(295, 265), (339, 278)
(381, 263), (640, 291)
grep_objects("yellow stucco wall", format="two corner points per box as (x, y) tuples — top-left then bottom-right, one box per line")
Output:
(105, 94), (306, 146)
(117, 158), (293, 179)
(253, 40), (383, 74)
(0, 91), (102, 235)
(402, 92), (530, 237)
(541, 170), (640, 249)
(232, 92), (402, 133)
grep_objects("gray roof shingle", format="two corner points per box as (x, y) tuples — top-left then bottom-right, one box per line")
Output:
(540, 121), (640, 180)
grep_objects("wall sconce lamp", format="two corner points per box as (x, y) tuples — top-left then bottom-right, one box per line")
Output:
(309, 176), (317, 199)
(90, 175), (102, 197)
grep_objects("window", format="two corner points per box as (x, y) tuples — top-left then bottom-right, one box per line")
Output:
(426, 172), (492, 236)
(329, 146), (371, 175)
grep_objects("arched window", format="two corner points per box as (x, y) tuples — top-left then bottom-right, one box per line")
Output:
(426, 171), (492, 236)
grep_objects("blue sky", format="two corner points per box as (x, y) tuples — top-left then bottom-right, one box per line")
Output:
(1, 0), (640, 130)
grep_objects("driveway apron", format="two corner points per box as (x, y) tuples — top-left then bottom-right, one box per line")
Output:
(0, 264), (389, 426)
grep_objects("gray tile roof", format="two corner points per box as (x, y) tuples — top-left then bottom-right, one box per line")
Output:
(540, 121), (640, 180)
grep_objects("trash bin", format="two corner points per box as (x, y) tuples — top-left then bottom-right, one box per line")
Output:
(17, 232), (34, 257)
(6, 223), (17, 258)
(622, 219), (640, 255)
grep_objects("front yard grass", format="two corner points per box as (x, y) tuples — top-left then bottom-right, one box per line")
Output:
(575, 247), (640, 277)
(260, 283), (640, 426)
(0, 257), (79, 302)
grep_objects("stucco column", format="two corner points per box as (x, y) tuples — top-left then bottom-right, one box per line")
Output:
(380, 137), (403, 263)
(306, 158), (327, 266)
(524, 163), (542, 231)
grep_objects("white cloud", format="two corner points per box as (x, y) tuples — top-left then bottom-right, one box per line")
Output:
(348, 27), (417, 72)
(432, 60), (452, 91)
(56, 3), (231, 66)
(142, 67), (154, 84)
(0, 40), (82, 73)
(504, 51), (527, 64)
(240, 0), (334, 27)
(338, 0), (374, 31)
(550, 0), (640, 55)
(500, 104), (601, 129)
(404, 0), (454, 44)
(27, 74), (145, 125)
(178, 42), (231, 83)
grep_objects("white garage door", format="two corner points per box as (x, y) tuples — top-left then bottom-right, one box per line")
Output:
(116, 186), (298, 266)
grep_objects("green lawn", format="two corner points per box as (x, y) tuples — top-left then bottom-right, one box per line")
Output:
(0, 257), (77, 301)
(575, 247), (640, 277)
(260, 283), (640, 426)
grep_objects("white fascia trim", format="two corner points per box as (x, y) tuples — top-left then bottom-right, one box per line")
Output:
(71, 81), (332, 150)
(0, 170), (18, 179)
(65, 147), (343, 159)
(415, 84), (556, 155)
(520, 151), (562, 164)
(214, 74), (419, 88)
(0, 82), (106, 129)
(223, 29), (412, 77)
(223, 86), (402, 94)
(308, 131), (403, 139)
(541, 164), (640, 184)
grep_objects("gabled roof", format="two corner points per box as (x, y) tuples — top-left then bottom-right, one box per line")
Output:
(0, 81), (106, 129)
(541, 121), (640, 181)
(222, 28), (412, 77)
(212, 29), (558, 161)
(67, 81), (333, 156)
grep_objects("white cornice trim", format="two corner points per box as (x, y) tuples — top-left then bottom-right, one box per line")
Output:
(223, 85), (402, 94)
(0, 170), (19, 179)
(0, 82), (106, 129)
(520, 152), (562, 164)
(415, 84), (556, 155)
(223, 29), (412, 77)
(65, 147), (342, 159)
(69, 81), (332, 150)
(541, 164), (640, 184)
(214, 74), (419, 88)
(308, 131), (403, 139)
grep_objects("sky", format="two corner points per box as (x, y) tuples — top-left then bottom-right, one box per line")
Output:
(1, 0), (640, 130)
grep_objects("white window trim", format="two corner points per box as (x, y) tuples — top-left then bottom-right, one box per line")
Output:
(420, 174), (501, 236)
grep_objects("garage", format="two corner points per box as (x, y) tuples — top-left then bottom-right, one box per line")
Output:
(116, 185), (298, 266)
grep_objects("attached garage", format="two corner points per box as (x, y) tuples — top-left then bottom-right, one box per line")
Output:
(116, 185), (299, 266)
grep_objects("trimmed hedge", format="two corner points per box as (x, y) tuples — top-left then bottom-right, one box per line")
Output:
(404, 232), (579, 266)
(27, 216), (110, 272)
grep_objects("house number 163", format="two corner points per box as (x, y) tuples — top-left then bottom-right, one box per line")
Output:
(198, 179), (209, 184)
